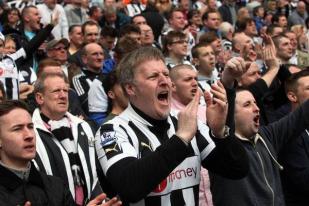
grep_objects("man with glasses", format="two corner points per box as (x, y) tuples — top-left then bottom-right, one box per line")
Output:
(162, 30), (192, 69)
(46, 38), (70, 77)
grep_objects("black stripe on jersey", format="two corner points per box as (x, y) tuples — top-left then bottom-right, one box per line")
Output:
(170, 115), (178, 131)
(170, 188), (186, 205)
(193, 185), (199, 206)
(195, 129), (210, 153)
(77, 124), (93, 184)
(119, 124), (134, 146)
(198, 82), (205, 93)
(145, 195), (162, 206)
(128, 121), (153, 157)
(5, 77), (13, 99)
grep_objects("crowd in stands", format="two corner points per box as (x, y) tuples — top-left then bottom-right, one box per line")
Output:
(0, 0), (308, 205)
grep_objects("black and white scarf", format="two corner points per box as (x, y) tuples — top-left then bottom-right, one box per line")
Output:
(41, 113), (86, 205)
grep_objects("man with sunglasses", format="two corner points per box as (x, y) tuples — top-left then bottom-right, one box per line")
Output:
(46, 38), (70, 77)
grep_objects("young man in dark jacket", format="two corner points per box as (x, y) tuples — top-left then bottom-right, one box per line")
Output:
(0, 100), (121, 206)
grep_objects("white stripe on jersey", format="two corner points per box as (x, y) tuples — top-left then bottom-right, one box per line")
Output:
(72, 74), (85, 95)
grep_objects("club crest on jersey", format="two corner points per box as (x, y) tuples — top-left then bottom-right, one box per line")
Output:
(100, 131), (117, 147)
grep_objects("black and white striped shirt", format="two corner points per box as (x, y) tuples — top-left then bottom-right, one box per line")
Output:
(95, 104), (248, 205)
(0, 49), (26, 100)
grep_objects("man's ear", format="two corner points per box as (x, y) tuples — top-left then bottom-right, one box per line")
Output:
(35, 92), (44, 105)
(124, 83), (136, 96)
(107, 90), (115, 99)
(81, 54), (87, 65)
(192, 57), (199, 67)
(171, 82), (177, 92)
(287, 91), (298, 103)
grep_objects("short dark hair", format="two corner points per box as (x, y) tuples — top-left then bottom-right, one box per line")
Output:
(81, 20), (99, 35)
(131, 14), (145, 23)
(162, 30), (186, 55)
(272, 14), (286, 25)
(285, 68), (309, 93)
(253, 6), (263, 17)
(103, 70), (118, 113)
(188, 9), (200, 22)
(69, 25), (81, 34)
(113, 36), (141, 61)
(272, 34), (288, 49)
(266, 24), (282, 36)
(100, 26), (117, 38)
(202, 10), (219, 21)
(88, 5), (100, 17)
(191, 42), (211, 58)
(167, 8), (183, 21)
(198, 31), (219, 44)
(0, 100), (29, 118)
(236, 17), (255, 33)
(37, 58), (61, 78)
(119, 24), (141, 38)
(21, 5), (37, 20)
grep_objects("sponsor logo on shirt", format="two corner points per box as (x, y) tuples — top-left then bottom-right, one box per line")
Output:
(150, 156), (201, 196)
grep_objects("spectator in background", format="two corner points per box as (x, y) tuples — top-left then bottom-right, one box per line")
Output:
(219, 22), (233, 51)
(37, 0), (69, 39)
(281, 69), (309, 206)
(273, 34), (293, 64)
(64, 0), (88, 26)
(71, 43), (105, 115)
(288, 1), (308, 28)
(236, 7), (250, 23)
(272, 14), (288, 30)
(200, 10), (221, 39)
(99, 26), (117, 59)
(1, 8), (20, 34)
(139, 24), (160, 48)
(99, 5), (130, 30)
(68, 25), (83, 55)
(131, 14), (147, 26)
(192, 42), (219, 93)
(119, 24), (142, 45)
(218, 0), (237, 25)
(266, 24), (284, 37)
(68, 20), (100, 68)
(88, 6), (103, 24)
(161, 8), (195, 55)
(253, 5), (266, 34)
(88, 36), (140, 126)
(187, 9), (203, 40)
(102, 70), (128, 122)
(45, 38), (70, 77)
(162, 30), (191, 69)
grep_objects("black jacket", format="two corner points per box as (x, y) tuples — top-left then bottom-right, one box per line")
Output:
(280, 129), (309, 206)
(210, 100), (309, 206)
(0, 163), (74, 206)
